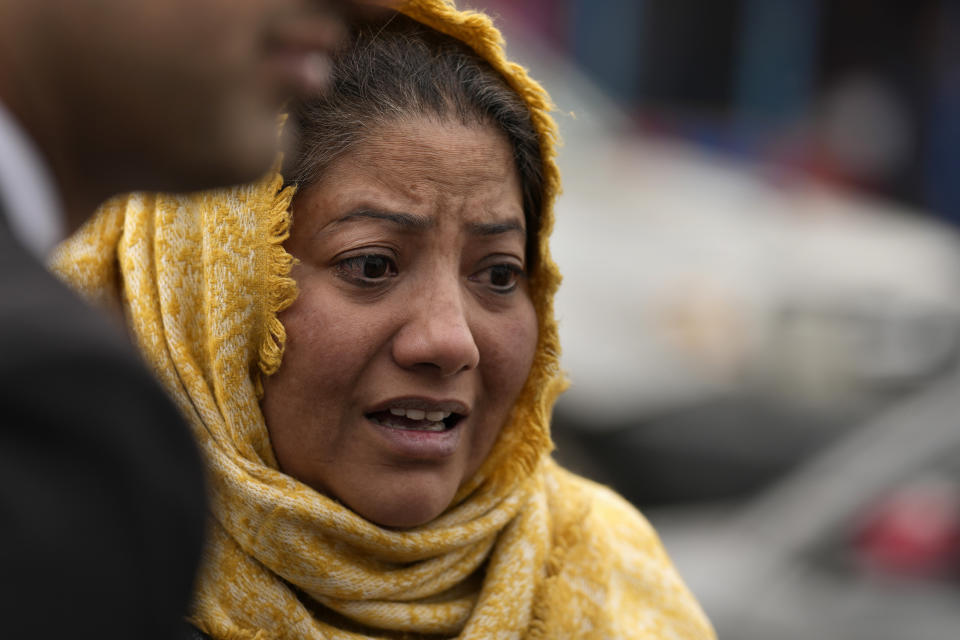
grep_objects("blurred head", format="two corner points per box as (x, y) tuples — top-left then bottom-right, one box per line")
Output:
(260, 14), (545, 528)
(0, 0), (356, 227)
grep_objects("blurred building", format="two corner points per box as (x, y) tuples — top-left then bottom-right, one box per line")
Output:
(476, 0), (960, 225)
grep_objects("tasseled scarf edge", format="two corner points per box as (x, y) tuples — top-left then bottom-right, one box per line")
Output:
(252, 164), (299, 398)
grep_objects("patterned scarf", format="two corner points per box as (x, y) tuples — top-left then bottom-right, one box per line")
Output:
(51, 2), (715, 638)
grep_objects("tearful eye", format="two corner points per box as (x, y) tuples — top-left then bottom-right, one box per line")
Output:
(361, 255), (391, 278)
(336, 254), (398, 285)
(489, 265), (515, 288)
(471, 263), (523, 294)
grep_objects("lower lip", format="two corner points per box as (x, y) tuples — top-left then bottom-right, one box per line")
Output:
(367, 417), (462, 460)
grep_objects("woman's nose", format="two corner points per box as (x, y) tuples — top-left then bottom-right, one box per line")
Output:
(391, 281), (480, 377)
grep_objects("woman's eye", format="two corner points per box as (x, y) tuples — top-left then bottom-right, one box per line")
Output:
(472, 263), (524, 293)
(336, 254), (398, 285)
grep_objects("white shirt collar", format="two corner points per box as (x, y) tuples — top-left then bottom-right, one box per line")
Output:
(0, 99), (65, 260)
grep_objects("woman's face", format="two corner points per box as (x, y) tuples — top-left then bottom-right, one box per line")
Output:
(261, 118), (538, 528)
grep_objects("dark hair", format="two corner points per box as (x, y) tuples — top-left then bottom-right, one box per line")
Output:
(286, 12), (544, 261)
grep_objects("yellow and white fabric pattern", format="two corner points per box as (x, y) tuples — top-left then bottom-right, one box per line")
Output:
(51, 1), (716, 638)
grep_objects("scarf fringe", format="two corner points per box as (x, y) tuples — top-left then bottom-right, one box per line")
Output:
(253, 168), (298, 398)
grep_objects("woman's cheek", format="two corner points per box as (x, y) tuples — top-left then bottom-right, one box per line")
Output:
(485, 303), (538, 394)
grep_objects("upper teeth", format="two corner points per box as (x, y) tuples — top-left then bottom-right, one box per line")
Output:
(389, 408), (451, 422)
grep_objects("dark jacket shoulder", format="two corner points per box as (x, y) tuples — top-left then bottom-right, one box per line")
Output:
(0, 218), (207, 639)
(183, 624), (212, 640)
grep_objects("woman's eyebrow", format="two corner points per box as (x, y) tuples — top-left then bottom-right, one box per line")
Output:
(331, 209), (433, 230)
(465, 219), (526, 237)
(326, 210), (524, 237)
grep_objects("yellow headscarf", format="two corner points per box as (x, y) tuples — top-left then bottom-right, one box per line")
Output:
(51, 1), (715, 638)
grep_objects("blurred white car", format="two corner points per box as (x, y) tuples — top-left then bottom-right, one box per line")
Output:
(551, 109), (960, 422)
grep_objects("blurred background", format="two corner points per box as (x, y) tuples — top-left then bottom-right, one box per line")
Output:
(466, 1), (960, 638)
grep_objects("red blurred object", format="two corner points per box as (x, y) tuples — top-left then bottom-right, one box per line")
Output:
(853, 478), (960, 579)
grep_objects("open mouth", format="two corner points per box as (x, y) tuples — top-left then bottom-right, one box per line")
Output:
(367, 408), (464, 432)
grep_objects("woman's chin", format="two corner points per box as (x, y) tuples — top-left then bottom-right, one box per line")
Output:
(369, 506), (443, 530)
(336, 475), (460, 530)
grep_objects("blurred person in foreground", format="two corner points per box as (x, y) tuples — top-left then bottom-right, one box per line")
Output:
(0, 0), (354, 637)
(53, 3), (716, 638)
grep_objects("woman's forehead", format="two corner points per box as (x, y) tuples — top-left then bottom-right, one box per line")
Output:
(348, 118), (514, 173)
(296, 119), (524, 226)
